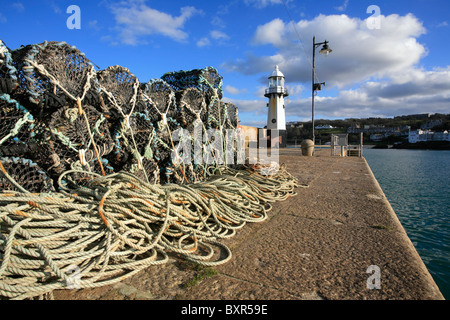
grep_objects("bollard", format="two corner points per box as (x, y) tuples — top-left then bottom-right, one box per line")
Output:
(301, 139), (314, 156)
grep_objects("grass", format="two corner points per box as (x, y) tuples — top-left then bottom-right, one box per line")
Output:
(181, 263), (219, 289)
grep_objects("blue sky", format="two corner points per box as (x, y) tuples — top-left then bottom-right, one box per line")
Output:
(1, 0), (449, 127)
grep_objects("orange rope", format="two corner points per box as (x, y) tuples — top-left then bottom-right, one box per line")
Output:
(98, 196), (109, 226)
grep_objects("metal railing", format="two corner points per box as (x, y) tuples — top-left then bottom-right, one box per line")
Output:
(265, 87), (288, 96)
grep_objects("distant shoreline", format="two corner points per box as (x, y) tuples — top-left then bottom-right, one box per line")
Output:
(366, 141), (450, 150)
(286, 142), (450, 150)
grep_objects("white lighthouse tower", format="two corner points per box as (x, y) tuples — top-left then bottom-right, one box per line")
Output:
(265, 65), (288, 146)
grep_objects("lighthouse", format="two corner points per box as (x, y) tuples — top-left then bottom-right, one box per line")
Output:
(265, 65), (288, 147)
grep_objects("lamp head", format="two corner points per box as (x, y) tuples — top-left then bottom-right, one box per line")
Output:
(319, 41), (332, 55)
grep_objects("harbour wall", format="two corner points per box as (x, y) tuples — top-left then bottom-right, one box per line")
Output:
(54, 148), (444, 300)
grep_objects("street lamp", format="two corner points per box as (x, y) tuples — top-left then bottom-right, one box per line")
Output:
(312, 36), (332, 146)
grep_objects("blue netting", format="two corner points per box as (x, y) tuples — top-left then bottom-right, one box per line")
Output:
(161, 66), (223, 101)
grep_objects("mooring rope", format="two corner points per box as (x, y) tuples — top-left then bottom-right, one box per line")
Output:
(0, 164), (301, 300)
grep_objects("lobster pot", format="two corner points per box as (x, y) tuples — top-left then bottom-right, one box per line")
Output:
(38, 104), (114, 179)
(207, 97), (227, 130)
(161, 162), (200, 185)
(61, 158), (116, 189)
(140, 79), (183, 179)
(176, 87), (207, 132)
(161, 67), (223, 106)
(112, 112), (160, 184)
(160, 124), (202, 184)
(224, 102), (239, 129)
(0, 94), (39, 159)
(0, 39), (242, 189)
(0, 157), (54, 192)
(11, 41), (98, 119)
(0, 39), (18, 95)
(141, 79), (178, 121)
(96, 65), (141, 123)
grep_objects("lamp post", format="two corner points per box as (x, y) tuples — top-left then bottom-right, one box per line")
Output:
(312, 36), (332, 146)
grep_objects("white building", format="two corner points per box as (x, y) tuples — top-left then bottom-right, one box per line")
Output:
(315, 124), (334, 130)
(408, 129), (450, 143)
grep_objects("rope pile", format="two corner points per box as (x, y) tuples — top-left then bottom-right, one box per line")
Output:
(0, 39), (300, 300)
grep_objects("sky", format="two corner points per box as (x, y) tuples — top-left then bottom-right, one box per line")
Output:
(1, 0), (449, 127)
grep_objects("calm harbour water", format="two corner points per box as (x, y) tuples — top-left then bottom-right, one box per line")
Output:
(363, 148), (450, 299)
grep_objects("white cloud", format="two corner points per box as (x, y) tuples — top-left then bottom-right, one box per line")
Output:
(197, 37), (211, 47)
(0, 13), (6, 23)
(88, 20), (101, 31)
(211, 16), (226, 29)
(12, 2), (25, 12)
(222, 13), (450, 120)
(363, 67), (450, 99)
(244, 0), (285, 9)
(280, 67), (450, 120)
(197, 30), (230, 47)
(50, 2), (62, 14)
(224, 85), (247, 95)
(109, 1), (202, 45)
(223, 14), (427, 88)
(211, 30), (229, 40)
(335, 0), (349, 12)
(285, 84), (304, 96)
(223, 97), (267, 115)
(252, 18), (287, 46)
(437, 21), (448, 27)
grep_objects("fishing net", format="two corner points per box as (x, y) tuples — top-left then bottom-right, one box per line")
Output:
(139, 79), (187, 183)
(225, 102), (239, 129)
(0, 94), (38, 158)
(0, 157), (54, 193)
(59, 157), (115, 190)
(161, 66), (223, 103)
(206, 96), (224, 129)
(142, 79), (177, 121)
(0, 40), (18, 95)
(97, 65), (140, 120)
(0, 40), (242, 191)
(112, 112), (160, 184)
(38, 104), (114, 180)
(11, 41), (97, 119)
(177, 87), (207, 132)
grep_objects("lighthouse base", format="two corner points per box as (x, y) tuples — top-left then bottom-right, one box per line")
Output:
(266, 129), (287, 148)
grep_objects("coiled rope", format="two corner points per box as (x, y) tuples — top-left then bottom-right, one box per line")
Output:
(0, 164), (301, 300)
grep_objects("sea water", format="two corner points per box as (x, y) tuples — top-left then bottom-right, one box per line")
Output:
(363, 148), (450, 299)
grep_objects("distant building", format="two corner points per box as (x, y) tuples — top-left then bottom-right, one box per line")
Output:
(348, 125), (410, 136)
(315, 124), (334, 130)
(408, 129), (450, 143)
(287, 121), (303, 128)
(364, 124), (384, 130)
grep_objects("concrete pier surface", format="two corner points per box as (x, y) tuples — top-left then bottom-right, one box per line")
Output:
(54, 148), (444, 300)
